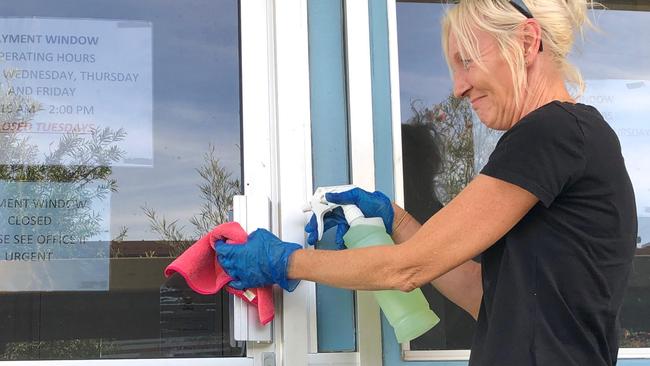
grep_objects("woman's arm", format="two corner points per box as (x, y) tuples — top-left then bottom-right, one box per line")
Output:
(287, 174), (538, 305)
(391, 203), (483, 319)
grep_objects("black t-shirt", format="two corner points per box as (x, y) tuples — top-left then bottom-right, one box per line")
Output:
(470, 101), (637, 366)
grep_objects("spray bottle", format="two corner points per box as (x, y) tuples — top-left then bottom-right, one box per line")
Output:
(305, 185), (440, 343)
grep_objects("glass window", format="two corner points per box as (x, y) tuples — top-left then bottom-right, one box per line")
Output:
(0, 0), (243, 360)
(574, 3), (650, 349)
(397, 0), (650, 354)
(397, 1), (480, 351)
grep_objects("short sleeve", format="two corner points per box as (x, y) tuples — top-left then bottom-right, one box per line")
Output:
(480, 103), (586, 207)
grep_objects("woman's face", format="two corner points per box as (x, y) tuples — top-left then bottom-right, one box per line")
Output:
(448, 29), (521, 130)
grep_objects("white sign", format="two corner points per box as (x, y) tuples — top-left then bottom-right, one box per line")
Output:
(0, 181), (110, 291)
(0, 17), (152, 166)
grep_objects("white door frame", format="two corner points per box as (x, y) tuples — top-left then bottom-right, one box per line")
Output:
(241, 0), (313, 365)
(237, 2), (279, 364)
(266, 0), (313, 365)
(242, 0), (366, 364)
(279, 0), (386, 363)
(251, 0), (387, 365)
(344, 1), (384, 365)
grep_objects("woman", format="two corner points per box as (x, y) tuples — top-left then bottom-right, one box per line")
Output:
(217, 0), (637, 364)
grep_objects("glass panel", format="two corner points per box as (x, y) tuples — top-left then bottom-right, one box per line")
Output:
(0, 0), (244, 360)
(573, 3), (650, 349)
(396, 1), (480, 351)
(396, 0), (650, 353)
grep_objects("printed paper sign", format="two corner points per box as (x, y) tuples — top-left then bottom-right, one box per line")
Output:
(0, 17), (152, 166)
(0, 180), (110, 291)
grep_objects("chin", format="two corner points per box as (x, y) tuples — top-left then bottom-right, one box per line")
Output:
(475, 113), (495, 128)
(482, 120), (507, 131)
(476, 112), (507, 130)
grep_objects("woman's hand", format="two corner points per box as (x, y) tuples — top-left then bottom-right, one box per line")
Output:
(215, 228), (303, 291)
(304, 206), (349, 247)
(304, 187), (394, 246)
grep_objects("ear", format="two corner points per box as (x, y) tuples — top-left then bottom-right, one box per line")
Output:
(522, 19), (543, 65)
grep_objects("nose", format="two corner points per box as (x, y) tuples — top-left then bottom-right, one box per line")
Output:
(452, 69), (471, 99)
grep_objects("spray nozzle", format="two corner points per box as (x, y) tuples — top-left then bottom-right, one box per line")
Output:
(303, 185), (365, 241)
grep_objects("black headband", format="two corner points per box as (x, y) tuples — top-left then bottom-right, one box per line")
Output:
(508, 0), (543, 52)
(509, 0), (534, 18)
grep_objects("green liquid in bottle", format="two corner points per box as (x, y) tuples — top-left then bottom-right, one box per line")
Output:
(343, 223), (440, 343)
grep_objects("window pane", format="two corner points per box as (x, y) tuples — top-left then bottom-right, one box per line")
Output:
(0, 0), (243, 360)
(397, 0), (650, 352)
(397, 1), (480, 350)
(573, 3), (650, 349)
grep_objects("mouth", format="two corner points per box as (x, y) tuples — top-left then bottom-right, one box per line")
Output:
(470, 96), (485, 105)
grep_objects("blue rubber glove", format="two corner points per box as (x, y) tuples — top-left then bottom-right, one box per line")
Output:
(304, 206), (349, 248)
(304, 187), (394, 246)
(215, 228), (302, 292)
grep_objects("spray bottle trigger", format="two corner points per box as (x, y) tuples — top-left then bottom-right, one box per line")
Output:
(306, 184), (359, 241)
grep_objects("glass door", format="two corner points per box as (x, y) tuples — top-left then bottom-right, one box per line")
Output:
(0, 0), (259, 364)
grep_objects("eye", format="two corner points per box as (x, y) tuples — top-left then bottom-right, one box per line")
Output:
(461, 58), (473, 69)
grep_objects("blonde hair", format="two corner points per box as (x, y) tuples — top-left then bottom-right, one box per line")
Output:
(441, 0), (597, 103)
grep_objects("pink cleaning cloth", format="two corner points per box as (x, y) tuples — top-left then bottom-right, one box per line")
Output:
(164, 221), (274, 325)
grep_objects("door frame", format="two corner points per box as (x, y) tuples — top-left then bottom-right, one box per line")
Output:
(241, 0), (313, 365)
(251, 0), (386, 365)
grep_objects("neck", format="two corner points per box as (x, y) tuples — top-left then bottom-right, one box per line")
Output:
(514, 57), (574, 127)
